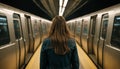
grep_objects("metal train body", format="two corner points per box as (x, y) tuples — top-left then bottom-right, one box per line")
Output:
(67, 4), (120, 69)
(0, 3), (51, 69)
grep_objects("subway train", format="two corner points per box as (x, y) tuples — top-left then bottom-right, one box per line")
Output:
(67, 4), (120, 69)
(0, 3), (51, 69)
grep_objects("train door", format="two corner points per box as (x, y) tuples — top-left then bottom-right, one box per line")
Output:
(76, 21), (82, 46)
(74, 21), (77, 38)
(42, 23), (48, 39)
(98, 14), (108, 68)
(73, 22), (76, 38)
(39, 22), (43, 42)
(41, 23), (45, 39)
(70, 22), (76, 38)
(13, 13), (25, 68)
(81, 19), (89, 53)
(88, 15), (97, 54)
(39, 20), (42, 43)
(24, 15), (34, 53)
(103, 14), (120, 69)
(33, 20), (40, 51)
(80, 20), (83, 47)
(0, 14), (17, 69)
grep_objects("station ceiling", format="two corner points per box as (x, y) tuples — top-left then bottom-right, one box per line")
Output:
(33, 0), (88, 18)
(0, 0), (119, 20)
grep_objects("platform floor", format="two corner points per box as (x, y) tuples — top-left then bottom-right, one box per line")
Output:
(25, 43), (97, 69)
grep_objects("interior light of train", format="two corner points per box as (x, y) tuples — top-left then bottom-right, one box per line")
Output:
(0, 23), (7, 25)
(0, 17), (6, 20)
(116, 17), (120, 20)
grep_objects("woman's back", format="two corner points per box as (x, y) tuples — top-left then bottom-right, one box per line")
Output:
(40, 38), (79, 69)
(40, 16), (79, 69)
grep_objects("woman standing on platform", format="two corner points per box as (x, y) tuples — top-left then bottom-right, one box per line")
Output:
(40, 16), (79, 69)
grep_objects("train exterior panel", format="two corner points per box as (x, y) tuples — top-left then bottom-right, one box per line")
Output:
(0, 3), (51, 69)
(67, 4), (120, 69)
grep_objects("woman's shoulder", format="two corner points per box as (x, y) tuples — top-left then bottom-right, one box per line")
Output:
(68, 38), (76, 49)
(68, 38), (76, 44)
(43, 38), (50, 42)
(42, 38), (51, 49)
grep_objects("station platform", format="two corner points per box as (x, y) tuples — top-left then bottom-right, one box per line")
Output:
(25, 43), (97, 69)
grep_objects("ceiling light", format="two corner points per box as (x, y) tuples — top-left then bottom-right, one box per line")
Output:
(59, 0), (68, 16)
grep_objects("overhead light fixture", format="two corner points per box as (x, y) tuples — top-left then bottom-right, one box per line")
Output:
(59, 0), (68, 16)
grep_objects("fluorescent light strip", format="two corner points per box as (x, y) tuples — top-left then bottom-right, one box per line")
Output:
(59, 0), (63, 16)
(59, 0), (68, 16)
(59, 0), (63, 6)
(59, 7), (62, 16)
(63, 0), (68, 7)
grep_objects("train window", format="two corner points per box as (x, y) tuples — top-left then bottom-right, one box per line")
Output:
(42, 23), (47, 34)
(101, 20), (108, 39)
(13, 14), (21, 39)
(68, 23), (72, 30)
(76, 21), (81, 36)
(70, 23), (73, 31)
(39, 23), (43, 36)
(72, 23), (75, 32)
(100, 14), (108, 39)
(82, 20), (88, 34)
(111, 16), (120, 49)
(91, 16), (97, 35)
(0, 16), (10, 46)
(33, 20), (38, 34)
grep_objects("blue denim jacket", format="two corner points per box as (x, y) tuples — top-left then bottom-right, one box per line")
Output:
(40, 38), (79, 69)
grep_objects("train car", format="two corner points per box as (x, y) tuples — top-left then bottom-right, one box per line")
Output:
(67, 4), (120, 69)
(0, 3), (51, 69)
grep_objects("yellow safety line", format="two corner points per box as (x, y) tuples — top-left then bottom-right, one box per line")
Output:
(25, 43), (42, 69)
(76, 43), (97, 69)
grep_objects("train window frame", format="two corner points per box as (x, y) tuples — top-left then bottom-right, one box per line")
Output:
(110, 14), (120, 49)
(100, 13), (109, 39)
(0, 15), (10, 46)
(13, 13), (22, 39)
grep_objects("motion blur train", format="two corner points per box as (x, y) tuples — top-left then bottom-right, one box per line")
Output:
(0, 3), (51, 69)
(67, 3), (120, 69)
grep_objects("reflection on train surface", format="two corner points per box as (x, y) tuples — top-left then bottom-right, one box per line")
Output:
(67, 4), (120, 69)
(0, 3), (51, 69)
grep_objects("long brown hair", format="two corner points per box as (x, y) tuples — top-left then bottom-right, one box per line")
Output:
(48, 16), (72, 55)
